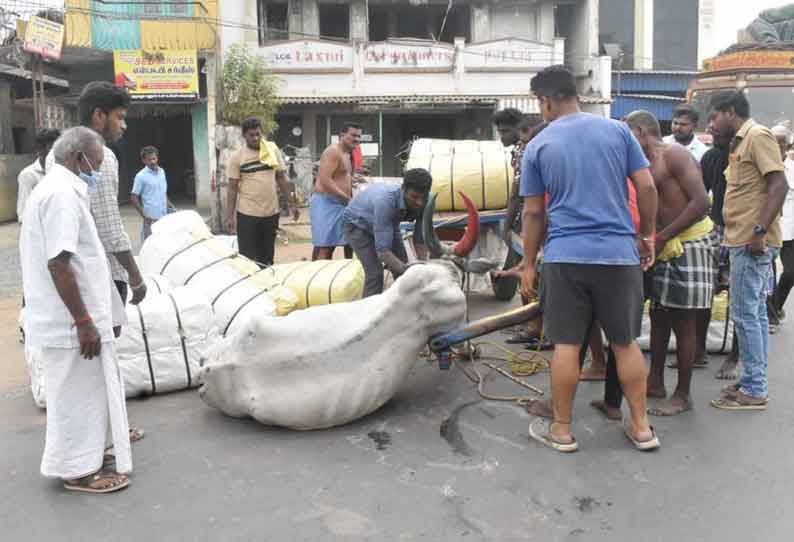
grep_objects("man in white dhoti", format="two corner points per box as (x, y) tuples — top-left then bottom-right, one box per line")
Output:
(20, 127), (132, 494)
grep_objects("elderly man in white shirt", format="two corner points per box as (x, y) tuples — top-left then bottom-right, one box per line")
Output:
(20, 126), (132, 494)
(663, 103), (709, 162)
(773, 125), (794, 320)
(16, 129), (60, 223)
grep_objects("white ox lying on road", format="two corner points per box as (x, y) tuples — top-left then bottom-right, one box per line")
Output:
(198, 263), (467, 430)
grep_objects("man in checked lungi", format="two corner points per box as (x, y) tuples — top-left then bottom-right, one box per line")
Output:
(626, 111), (716, 416)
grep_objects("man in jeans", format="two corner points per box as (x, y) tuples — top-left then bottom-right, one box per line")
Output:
(343, 169), (430, 297)
(709, 91), (789, 410)
(520, 66), (659, 452)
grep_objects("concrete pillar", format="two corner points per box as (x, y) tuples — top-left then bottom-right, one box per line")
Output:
(302, 111), (318, 155)
(538, 1), (555, 43)
(698, 0), (716, 68)
(201, 52), (218, 212)
(0, 81), (14, 154)
(570, 0), (599, 74)
(288, 0), (303, 39)
(470, 4), (490, 43)
(634, 0), (653, 70)
(221, 0), (247, 54)
(553, 37), (565, 65)
(350, 0), (368, 42)
(302, 0), (320, 39)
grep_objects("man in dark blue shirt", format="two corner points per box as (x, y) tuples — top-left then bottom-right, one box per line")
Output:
(343, 169), (431, 296)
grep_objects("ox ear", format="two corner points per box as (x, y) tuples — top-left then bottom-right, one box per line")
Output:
(451, 191), (480, 257)
(422, 192), (445, 258)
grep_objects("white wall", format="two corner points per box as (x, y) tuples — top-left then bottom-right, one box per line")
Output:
(490, 4), (539, 41)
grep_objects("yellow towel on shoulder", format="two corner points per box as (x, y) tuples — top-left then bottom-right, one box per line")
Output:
(259, 139), (283, 169)
(657, 216), (714, 262)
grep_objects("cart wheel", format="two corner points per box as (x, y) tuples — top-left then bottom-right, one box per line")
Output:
(492, 246), (521, 301)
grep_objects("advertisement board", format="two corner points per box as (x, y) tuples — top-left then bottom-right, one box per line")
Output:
(113, 49), (199, 101)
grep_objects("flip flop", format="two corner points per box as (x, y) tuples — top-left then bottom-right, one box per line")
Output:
(710, 389), (768, 411)
(64, 471), (130, 494)
(528, 418), (578, 453)
(623, 421), (660, 451)
(129, 427), (145, 442)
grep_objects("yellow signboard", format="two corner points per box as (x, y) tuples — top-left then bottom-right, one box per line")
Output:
(703, 50), (794, 73)
(23, 15), (65, 60)
(113, 50), (199, 102)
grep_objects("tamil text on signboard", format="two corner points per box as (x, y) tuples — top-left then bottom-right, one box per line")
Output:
(364, 42), (454, 72)
(23, 15), (65, 61)
(113, 50), (199, 102)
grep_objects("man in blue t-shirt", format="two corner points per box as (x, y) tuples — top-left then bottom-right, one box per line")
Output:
(520, 65), (660, 453)
(131, 146), (174, 241)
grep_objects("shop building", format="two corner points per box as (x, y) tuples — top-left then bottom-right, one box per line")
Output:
(222, 0), (611, 176)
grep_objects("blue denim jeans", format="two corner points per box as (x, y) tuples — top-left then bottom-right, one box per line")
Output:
(730, 246), (779, 398)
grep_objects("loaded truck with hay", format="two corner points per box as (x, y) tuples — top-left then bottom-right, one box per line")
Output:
(689, 5), (794, 135)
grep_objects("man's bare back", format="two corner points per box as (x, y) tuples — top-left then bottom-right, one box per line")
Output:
(649, 142), (708, 239)
(317, 143), (353, 201)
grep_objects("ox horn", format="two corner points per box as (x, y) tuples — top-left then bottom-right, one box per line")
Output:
(451, 191), (480, 257)
(422, 192), (445, 258)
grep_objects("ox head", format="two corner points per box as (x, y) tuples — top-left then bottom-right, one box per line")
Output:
(420, 191), (498, 275)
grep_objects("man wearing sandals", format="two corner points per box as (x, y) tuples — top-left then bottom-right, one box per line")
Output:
(708, 91), (789, 411)
(520, 66), (660, 452)
(21, 127), (132, 493)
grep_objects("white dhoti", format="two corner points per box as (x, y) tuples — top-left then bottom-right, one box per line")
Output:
(40, 342), (132, 479)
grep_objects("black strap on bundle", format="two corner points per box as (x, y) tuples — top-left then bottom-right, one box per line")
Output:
(325, 260), (353, 305)
(210, 266), (272, 308)
(183, 251), (239, 285)
(279, 261), (312, 287)
(166, 292), (192, 389)
(479, 144), (487, 210)
(150, 276), (163, 293)
(159, 237), (211, 275)
(222, 286), (274, 337)
(135, 305), (156, 395)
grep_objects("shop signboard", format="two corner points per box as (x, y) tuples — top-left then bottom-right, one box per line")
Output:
(259, 40), (353, 73)
(23, 15), (65, 60)
(364, 41), (454, 72)
(465, 39), (554, 72)
(113, 49), (199, 102)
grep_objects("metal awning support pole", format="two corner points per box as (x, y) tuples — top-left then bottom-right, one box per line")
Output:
(378, 110), (383, 177)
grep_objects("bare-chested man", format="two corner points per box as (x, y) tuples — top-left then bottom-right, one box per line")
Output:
(311, 123), (362, 260)
(626, 110), (714, 416)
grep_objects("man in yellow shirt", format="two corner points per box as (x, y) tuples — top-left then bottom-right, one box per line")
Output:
(708, 91), (788, 411)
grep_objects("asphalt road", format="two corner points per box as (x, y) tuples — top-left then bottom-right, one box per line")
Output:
(1, 215), (793, 541)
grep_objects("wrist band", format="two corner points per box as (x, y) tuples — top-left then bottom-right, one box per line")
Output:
(130, 281), (145, 290)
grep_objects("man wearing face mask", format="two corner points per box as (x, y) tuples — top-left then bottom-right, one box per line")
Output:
(46, 81), (147, 444)
(21, 127), (133, 494)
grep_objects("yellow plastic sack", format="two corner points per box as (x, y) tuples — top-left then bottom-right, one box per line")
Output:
(269, 260), (365, 309)
(190, 232), (299, 316)
(711, 290), (729, 321)
(405, 139), (513, 211)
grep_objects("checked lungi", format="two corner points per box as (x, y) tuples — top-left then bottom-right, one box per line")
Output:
(648, 230), (720, 310)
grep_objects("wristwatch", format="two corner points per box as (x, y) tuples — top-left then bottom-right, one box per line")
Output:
(753, 224), (767, 236)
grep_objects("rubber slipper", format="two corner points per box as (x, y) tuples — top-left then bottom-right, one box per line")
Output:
(623, 421), (660, 451)
(710, 393), (768, 411)
(64, 471), (130, 494)
(528, 418), (578, 453)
